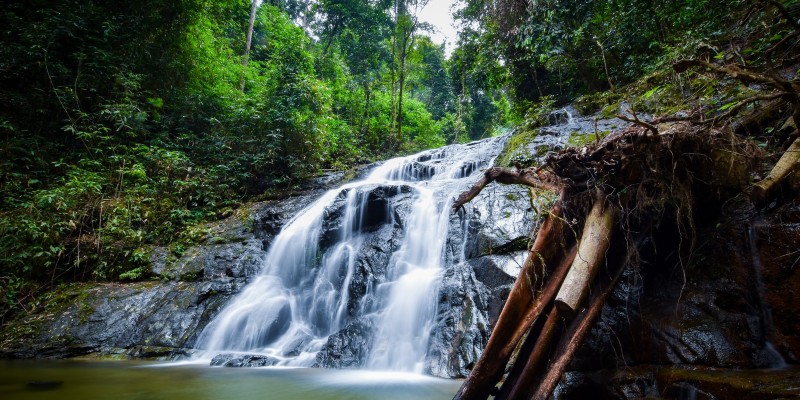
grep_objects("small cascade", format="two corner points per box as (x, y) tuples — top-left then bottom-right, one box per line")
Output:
(747, 221), (788, 369)
(195, 136), (508, 371)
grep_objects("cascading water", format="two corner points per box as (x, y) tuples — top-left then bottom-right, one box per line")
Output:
(195, 136), (508, 372)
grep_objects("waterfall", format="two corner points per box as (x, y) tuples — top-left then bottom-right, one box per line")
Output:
(195, 136), (508, 372)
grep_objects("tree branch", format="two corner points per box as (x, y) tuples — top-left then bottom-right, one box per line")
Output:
(452, 167), (559, 212)
(759, 0), (800, 31)
(616, 113), (658, 135)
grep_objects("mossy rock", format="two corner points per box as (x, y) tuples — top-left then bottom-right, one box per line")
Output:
(495, 129), (538, 167)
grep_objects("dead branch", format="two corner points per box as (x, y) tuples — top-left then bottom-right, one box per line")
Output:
(713, 93), (788, 124)
(766, 31), (800, 57)
(673, 59), (800, 130)
(672, 59), (799, 93)
(452, 167), (560, 212)
(616, 114), (658, 135)
(650, 114), (704, 125)
(758, 0), (800, 31)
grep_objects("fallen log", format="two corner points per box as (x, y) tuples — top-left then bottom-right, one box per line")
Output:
(494, 244), (578, 400)
(451, 201), (575, 400)
(752, 135), (800, 206)
(555, 194), (617, 316)
(452, 167), (560, 212)
(530, 248), (628, 400)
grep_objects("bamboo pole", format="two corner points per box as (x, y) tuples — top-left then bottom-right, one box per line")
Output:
(752, 135), (800, 206)
(499, 307), (566, 400)
(494, 245), (578, 399)
(554, 195), (617, 316)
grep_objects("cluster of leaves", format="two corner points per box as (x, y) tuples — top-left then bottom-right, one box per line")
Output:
(0, 0), (507, 319)
(454, 0), (763, 104)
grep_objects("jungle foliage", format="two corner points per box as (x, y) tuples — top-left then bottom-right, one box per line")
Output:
(0, 0), (505, 318)
(3, 0), (799, 322)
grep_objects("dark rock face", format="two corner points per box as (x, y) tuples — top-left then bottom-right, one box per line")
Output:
(560, 201), (800, 396)
(210, 353), (280, 367)
(426, 263), (490, 378)
(0, 180), (333, 360)
(315, 320), (375, 369)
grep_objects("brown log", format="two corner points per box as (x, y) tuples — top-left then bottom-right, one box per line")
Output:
(530, 258), (627, 400)
(498, 306), (567, 400)
(752, 135), (800, 206)
(493, 244), (578, 400)
(452, 167), (560, 212)
(452, 203), (575, 400)
(555, 195), (617, 316)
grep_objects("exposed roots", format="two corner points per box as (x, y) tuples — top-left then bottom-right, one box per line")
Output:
(451, 120), (758, 400)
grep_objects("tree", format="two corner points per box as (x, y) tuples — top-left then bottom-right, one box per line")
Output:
(241, 0), (259, 90)
(392, 0), (431, 148)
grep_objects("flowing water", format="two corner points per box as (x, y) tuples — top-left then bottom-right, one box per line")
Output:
(195, 136), (508, 372)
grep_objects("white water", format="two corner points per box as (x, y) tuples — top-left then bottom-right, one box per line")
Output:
(195, 136), (507, 372)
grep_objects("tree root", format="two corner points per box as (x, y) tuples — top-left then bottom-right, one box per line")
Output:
(451, 116), (760, 399)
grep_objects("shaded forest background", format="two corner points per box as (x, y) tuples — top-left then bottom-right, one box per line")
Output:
(1, 0), (793, 318)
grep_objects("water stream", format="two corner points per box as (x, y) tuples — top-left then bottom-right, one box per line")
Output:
(195, 136), (508, 372)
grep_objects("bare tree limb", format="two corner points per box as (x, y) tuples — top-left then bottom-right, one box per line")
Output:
(712, 92), (789, 123)
(616, 114), (659, 135)
(672, 59), (799, 93)
(452, 167), (560, 212)
(758, 0), (800, 31)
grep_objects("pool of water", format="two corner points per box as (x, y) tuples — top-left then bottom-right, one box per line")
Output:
(0, 360), (462, 400)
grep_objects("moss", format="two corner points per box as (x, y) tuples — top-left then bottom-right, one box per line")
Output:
(567, 131), (611, 148)
(655, 365), (800, 398)
(485, 236), (530, 255)
(495, 129), (539, 167)
(0, 283), (97, 346)
(574, 91), (622, 116)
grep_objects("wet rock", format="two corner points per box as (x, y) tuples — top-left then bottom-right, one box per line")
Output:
(557, 365), (800, 399)
(347, 224), (402, 318)
(755, 202), (800, 363)
(548, 109), (573, 126)
(210, 353), (279, 367)
(426, 263), (491, 378)
(153, 239), (264, 281)
(315, 319), (374, 369)
(320, 185), (411, 248)
(461, 185), (534, 260)
(253, 194), (324, 247)
(466, 254), (521, 327)
(0, 280), (243, 359)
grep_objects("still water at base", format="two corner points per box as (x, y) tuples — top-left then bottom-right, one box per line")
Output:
(0, 360), (461, 400)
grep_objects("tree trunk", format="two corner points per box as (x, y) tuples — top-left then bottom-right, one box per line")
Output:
(240, 0), (259, 91)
